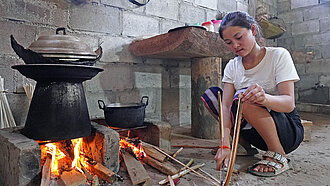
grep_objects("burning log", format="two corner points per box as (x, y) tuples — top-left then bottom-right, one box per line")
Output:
(84, 161), (116, 184)
(40, 156), (52, 186)
(121, 151), (150, 185)
(57, 170), (86, 186)
(57, 140), (74, 160)
(142, 155), (178, 175)
(142, 142), (167, 162)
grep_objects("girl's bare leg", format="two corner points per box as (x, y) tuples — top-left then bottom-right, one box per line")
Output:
(242, 103), (285, 172)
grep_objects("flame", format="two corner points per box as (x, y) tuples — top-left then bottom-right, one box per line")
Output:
(40, 137), (87, 176)
(44, 143), (66, 176)
(119, 138), (146, 159)
(71, 138), (84, 173)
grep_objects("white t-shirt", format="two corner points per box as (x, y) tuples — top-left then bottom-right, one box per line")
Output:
(222, 47), (300, 95)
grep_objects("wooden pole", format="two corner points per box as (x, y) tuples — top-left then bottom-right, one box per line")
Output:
(218, 91), (224, 185)
(224, 98), (243, 186)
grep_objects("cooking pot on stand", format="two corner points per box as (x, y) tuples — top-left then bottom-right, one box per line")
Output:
(98, 96), (149, 128)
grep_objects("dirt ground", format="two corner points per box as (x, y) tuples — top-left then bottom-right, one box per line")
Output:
(115, 112), (330, 186)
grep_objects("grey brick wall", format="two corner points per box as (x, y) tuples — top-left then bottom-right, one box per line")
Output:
(277, 0), (330, 107)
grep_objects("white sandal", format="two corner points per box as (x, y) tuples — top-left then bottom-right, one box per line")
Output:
(248, 151), (290, 177)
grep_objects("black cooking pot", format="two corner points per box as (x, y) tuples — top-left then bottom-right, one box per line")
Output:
(98, 96), (149, 128)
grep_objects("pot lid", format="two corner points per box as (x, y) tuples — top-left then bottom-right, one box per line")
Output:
(28, 27), (97, 60)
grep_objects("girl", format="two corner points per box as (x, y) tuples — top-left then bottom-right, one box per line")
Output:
(208, 11), (304, 177)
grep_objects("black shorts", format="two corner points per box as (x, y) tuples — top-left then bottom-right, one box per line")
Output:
(232, 105), (304, 154)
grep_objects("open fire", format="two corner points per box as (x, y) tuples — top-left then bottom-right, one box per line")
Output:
(38, 131), (147, 185)
(39, 138), (86, 177)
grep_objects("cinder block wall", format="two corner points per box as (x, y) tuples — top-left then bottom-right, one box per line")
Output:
(277, 0), (330, 112)
(0, 0), (249, 126)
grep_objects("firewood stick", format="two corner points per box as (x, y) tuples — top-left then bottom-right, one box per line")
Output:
(172, 145), (218, 149)
(80, 163), (94, 181)
(180, 159), (194, 171)
(172, 147), (183, 158)
(218, 90), (225, 185)
(168, 175), (175, 186)
(142, 155), (178, 175)
(40, 156), (52, 186)
(159, 163), (205, 185)
(153, 146), (219, 186)
(86, 161), (116, 183)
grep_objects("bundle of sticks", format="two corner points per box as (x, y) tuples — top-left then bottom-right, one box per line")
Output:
(0, 76), (16, 129)
(23, 83), (35, 104)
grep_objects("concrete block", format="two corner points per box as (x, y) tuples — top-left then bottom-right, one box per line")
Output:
(320, 0), (330, 3)
(160, 19), (184, 34)
(321, 44), (330, 58)
(146, 0), (179, 20)
(236, 1), (249, 12)
(90, 122), (120, 172)
(123, 12), (159, 37)
(299, 87), (329, 104)
(206, 10), (218, 22)
(292, 20), (319, 35)
(195, 0), (218, 10)
(291, 0), (318, 9)
(180, 88), (191, 111)
(180, 111), (191, 125)
(218, 0), (237, 12)
(0, 0), (68, 26)
(303, 4), (330, 21)
(295, 74), (318, 89)
(179, 3), (206, 24)
(277, 37), (294, 50)
(293, 35), (307, 50)
(278, 11), (303, 24)
(320, 18), (330, 33)
(0, 21), (38, 55)
(69, 4), (121, 34)
(277, 1), (291, 14)
(138, 88), (162, 117)
(301, 119), (312, 142)
(295, 64), (306, 75)
(319, 75), (330, 87)
(0, 127), (41, 186)
(97, 63), (134, 91)
(305, 32), (330, 46)
(296, 102), (330, 114)
(135, 71), (162, 88)
(291, 50), (313, 64)
(180, 74), (191, 89)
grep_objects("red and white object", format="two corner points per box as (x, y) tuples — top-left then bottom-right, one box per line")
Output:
(202, 21), (214, 32)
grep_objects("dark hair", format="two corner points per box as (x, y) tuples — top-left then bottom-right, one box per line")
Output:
(219, 11), (262, 40)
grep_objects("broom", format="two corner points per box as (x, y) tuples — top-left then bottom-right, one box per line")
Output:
(0, 76), (16, 128)
(23, 83), (35, 105)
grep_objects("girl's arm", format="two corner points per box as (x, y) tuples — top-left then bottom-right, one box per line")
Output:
(221, 83), (236, 146)
(242, 80), (295, 113)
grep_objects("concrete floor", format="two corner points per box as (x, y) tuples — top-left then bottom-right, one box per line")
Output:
(116, 112), (330, 186)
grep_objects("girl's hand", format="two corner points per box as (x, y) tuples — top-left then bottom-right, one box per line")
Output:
(214, 148), (231, 170)
(242, 83), (267, 105)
